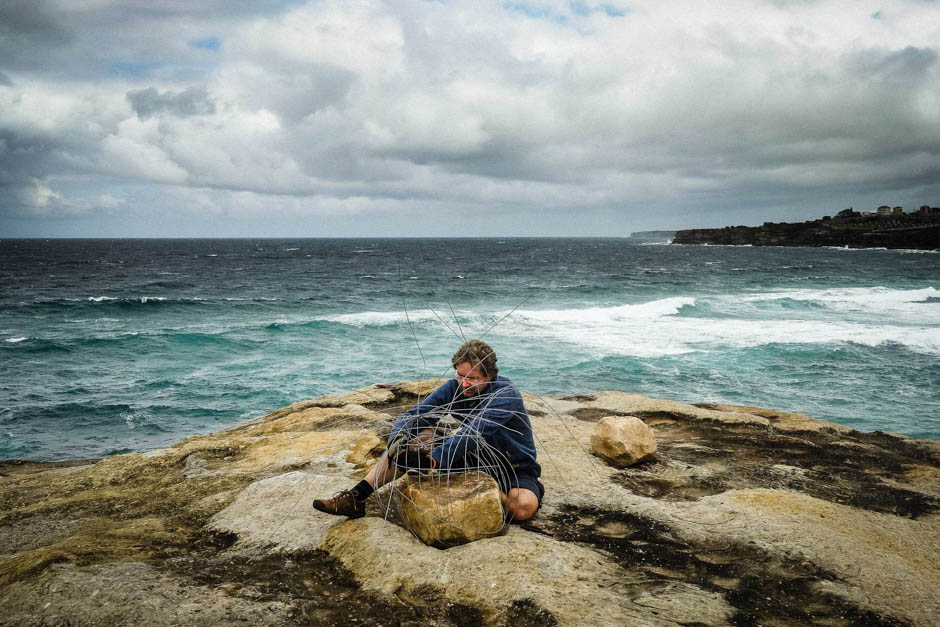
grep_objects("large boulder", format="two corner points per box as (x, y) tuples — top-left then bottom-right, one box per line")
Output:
(398, 471), (504, 547)
(591, 415), (657, 467)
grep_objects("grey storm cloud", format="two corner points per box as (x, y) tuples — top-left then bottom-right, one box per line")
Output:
(852, 45), (938, 80)
(0, 0), (70, 41)
(127, 86), (216, 119)
(0, 0), (73, 71)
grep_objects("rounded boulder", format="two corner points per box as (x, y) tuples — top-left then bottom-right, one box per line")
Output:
(590, 416), (657, 467)
(398, 471), (504, 547)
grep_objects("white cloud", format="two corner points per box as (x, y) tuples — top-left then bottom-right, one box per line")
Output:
(11, 177), (123, 217)
(16, 178), (60, 207)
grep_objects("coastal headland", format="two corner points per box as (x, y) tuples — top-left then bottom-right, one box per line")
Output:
(673, 206), (940, 250)
(2, 381), (938, 625)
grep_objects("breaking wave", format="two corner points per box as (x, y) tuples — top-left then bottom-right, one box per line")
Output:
(738, 286), (938, 307)
(315, 290), (939, 357)
(731, 286), (940, 322)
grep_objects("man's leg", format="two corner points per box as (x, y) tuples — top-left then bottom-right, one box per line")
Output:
(367, 427), (435, 488)
(363, 449), (400, 490)
(313, 429), (433, 518)
(503, 487), (540, 521)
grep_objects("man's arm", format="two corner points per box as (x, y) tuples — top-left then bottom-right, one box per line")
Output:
(387, 378), (461, 443)
(428, 386), (522, 470)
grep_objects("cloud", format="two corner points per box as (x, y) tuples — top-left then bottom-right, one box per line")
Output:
(15, 177), (60, 207)
(127, 86), (216, 119)
(4, 176), (124, 219)
(3, 0), (940, 236)
(0, 1), (72, 46)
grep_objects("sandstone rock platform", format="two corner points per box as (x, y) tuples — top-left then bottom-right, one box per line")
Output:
(2, 381), (938, 625)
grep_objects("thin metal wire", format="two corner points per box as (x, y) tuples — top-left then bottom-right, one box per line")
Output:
(398, 254), (427, 374)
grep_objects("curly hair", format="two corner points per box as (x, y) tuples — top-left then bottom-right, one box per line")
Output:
(451, 339), (498, 377)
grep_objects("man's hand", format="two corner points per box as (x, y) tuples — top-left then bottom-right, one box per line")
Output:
(407, 437), (434, 455)
(394, 448), (437, 471)
(387, 432), (408, 458)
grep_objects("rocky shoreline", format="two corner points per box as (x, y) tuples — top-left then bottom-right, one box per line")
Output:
(673, 212), (940, 249)
(2, 381), (939, 625)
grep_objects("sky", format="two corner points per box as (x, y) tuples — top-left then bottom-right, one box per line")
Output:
(1, 0), (939, 237)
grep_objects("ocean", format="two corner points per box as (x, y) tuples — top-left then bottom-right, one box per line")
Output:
(1, 238), (938, 461)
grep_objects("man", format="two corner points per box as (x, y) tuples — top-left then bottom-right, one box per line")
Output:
(313, 339), (543, 521)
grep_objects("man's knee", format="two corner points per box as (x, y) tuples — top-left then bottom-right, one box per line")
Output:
(505, 488), (539, 521)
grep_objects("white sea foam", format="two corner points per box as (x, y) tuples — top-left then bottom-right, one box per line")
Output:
(699, 243), (753, 247)
(326, 310), (418, 326)
(741, 286), (936, 303)
(120, 410), (151, 429)
(530, 299), (936, 357)
(319, 291), (939, 357)
(500, 307), (940, 357)
(83, 295), (186, 304)
(826, 246), (889, 251)
(6, 337), (27, 343)
(735, 286), (940, 321)
(515, 297), (695, 323)
(325, 297), (694, 330)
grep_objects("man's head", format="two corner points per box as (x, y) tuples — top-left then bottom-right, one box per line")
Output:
(451, 339), (498, 397)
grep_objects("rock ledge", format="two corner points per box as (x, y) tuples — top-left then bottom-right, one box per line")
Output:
(2, 382), (938, 625)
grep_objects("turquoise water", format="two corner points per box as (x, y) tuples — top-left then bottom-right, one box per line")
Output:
(1, 238), (938, 461)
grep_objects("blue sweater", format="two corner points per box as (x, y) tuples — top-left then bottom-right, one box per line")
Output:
(389, 376), (541, 478)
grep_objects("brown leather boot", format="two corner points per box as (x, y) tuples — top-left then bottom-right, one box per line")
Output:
(312, 490), (366, 518)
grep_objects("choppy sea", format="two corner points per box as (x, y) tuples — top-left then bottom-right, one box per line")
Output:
(1, 238), (938, 461)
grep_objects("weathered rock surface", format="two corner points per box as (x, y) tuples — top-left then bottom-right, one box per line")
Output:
(591, 415), (657, 466)
(322, 516), (735, 626)
(2, 382), (939, 626)
(0, 561), (292, 625)
(398, 471), (504, 547)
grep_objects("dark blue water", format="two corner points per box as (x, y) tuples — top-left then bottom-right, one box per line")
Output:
(2, 238), (938, 461)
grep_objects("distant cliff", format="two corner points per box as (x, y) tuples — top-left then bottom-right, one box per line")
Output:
(673, 213), (940, 250)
